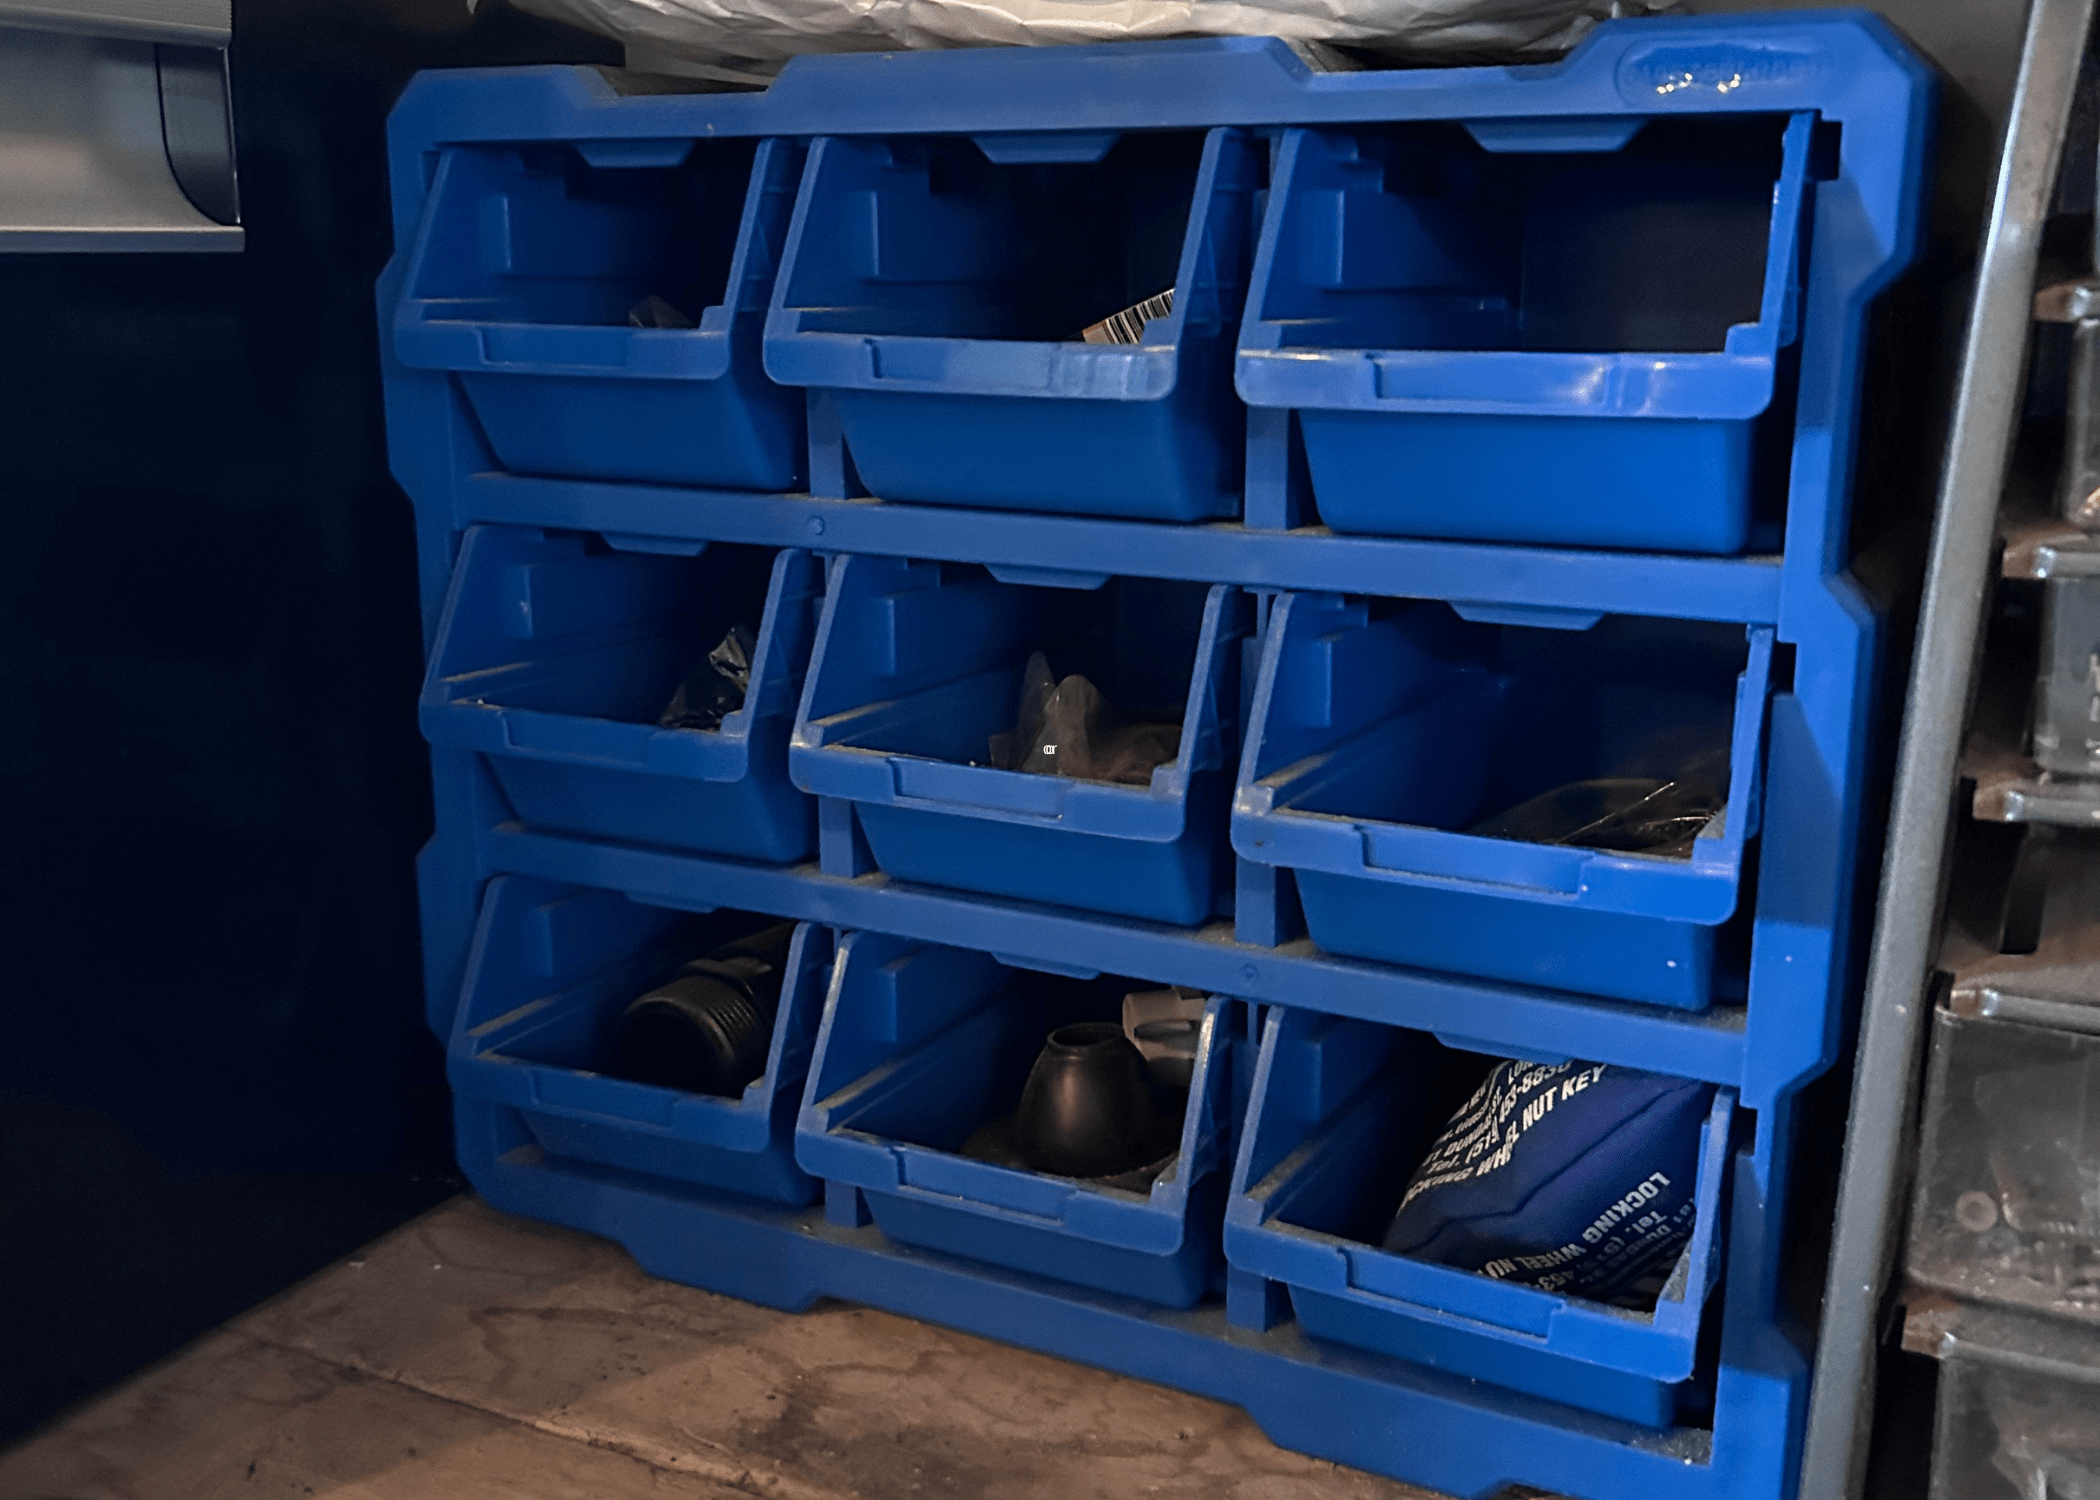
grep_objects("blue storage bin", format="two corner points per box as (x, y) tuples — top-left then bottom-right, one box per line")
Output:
(394, 136), (805, 490)
(422, 525), (819, 863)
(1225, 1007), (1734, 1426)
(796, 931), (1240, 1306)
(764, 127), (1261, 520)
(1234, 593), (1775, 1009)
(791, 555), (1249, 925)
(448, 874), (825, 1205)
(1236, 113), (1817, 552)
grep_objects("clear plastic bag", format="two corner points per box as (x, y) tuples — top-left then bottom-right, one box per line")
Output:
(985, 651), (1182, 787)
(1988, 1373), (2100, 1500)
(513, 0), (1671, 87)
(658, 620), (757, 732)
(1977, 1054), (2100, 1249)
(628, 293), (697, 329)
(1466, 776), (1724, 857)
(1122, 985), (1206, 1090)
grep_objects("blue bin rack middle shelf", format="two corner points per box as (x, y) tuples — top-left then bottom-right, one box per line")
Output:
(380, 16), (1931, 1500)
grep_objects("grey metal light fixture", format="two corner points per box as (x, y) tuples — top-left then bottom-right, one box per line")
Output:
(0, 0), (239, 250)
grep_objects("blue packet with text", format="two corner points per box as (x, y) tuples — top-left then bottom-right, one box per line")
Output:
(1383, 1059), (1716, 1306)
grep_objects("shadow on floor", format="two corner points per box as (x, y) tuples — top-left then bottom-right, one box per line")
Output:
(0, 1099), (461, 1444)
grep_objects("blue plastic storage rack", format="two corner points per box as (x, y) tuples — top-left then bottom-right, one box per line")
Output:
(383, 16), (1929, 1500)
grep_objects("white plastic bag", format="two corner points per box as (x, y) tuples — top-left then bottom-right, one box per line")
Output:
(511, 0), (1668, 84)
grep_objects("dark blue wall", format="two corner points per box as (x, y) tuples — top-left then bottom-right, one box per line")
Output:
(0, 0), (614, 1443)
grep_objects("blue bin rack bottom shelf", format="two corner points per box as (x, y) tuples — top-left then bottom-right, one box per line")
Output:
(459, 1106), (1800, 1500)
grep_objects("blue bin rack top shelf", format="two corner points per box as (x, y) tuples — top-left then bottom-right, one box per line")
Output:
(383, 9), (1931, 614)
(385, 14), (1926, 218)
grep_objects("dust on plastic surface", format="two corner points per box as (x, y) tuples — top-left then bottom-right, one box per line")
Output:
(1932, 1350), (2100, 1500)
(1911, 1007), (2100, 1323)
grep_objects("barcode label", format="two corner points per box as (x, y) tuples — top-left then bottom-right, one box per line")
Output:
(1078, 288), (1175, 345)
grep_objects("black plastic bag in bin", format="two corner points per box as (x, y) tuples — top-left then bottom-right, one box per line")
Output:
(659, 621), (758, 732)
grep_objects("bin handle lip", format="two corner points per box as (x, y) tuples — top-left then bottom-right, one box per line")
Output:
(418, 698), (660, 761)
(509, 708), (667, 750)
(892, 1146), (1076, 1222)
(395, 314), (734, 379)
(1241, 808), (1736, 900)
(884, 1179), (1068, 1226)
(455, 703), (748, 774)
(1361, 347), (1777, 417)
(1342, 825), (1743, 908)
(1235, 349), (1779, 422)
(879, 1169), (1190, 1253)
(1358, 823), (1586, 895)
(889, 755), (1073, 818)
(884, 751), (1189, 797)
(877, 769), (1196, 842)
(1327, 1232), (1685, 1343)
(891, 1144), (1181, 1225)
(767, 329), (1186, 401)
(1233, 805), (1748, 917)
(837, 330), (1186, 360)
(514, 1068), (755, 1132)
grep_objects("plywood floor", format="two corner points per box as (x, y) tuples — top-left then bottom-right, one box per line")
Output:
(0, 1195), (1454, 1500)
